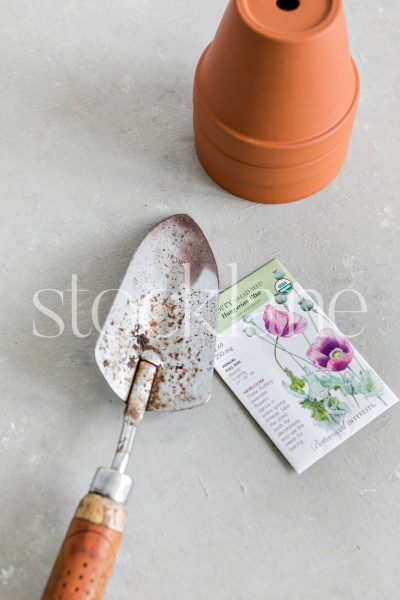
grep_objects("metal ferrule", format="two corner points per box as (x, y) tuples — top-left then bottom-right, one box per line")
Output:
(90, 467), (133, 505)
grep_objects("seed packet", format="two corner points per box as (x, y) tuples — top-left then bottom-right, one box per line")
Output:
(214, 259), (398, 473)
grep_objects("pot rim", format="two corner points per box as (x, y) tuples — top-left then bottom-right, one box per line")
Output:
(195, 138), (349, 204)
(195, 116), (349, 174)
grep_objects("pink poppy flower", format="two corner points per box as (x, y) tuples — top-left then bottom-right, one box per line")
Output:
(263, 304), (308, 338)
(307, 328), (354, 372)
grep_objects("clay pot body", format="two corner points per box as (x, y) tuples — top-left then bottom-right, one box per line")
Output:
(193, 0), (360, 203)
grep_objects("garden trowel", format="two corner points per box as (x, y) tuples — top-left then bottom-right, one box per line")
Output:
(42, 214), (219, 600)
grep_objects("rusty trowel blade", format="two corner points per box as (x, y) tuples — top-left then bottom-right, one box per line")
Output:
(95, 214), (219, 411)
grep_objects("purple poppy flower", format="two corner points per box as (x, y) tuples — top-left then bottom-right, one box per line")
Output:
(263, 304), (308, 338)
(307, 328), (354, 372)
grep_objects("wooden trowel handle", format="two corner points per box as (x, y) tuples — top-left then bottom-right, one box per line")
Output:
(41, 493), (127, 600)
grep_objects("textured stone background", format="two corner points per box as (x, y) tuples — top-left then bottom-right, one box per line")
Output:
(0, 1), (399, 598)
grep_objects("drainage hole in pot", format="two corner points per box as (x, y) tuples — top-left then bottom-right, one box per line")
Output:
(276, 0), (300, 11)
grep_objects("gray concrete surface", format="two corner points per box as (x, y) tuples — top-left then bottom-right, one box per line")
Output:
(0, 1), (399, 598)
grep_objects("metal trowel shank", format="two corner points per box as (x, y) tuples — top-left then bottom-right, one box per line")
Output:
(95, 214), (219, 412)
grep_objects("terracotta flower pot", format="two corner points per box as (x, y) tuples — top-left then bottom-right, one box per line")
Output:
(193, 0), (360, 204)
